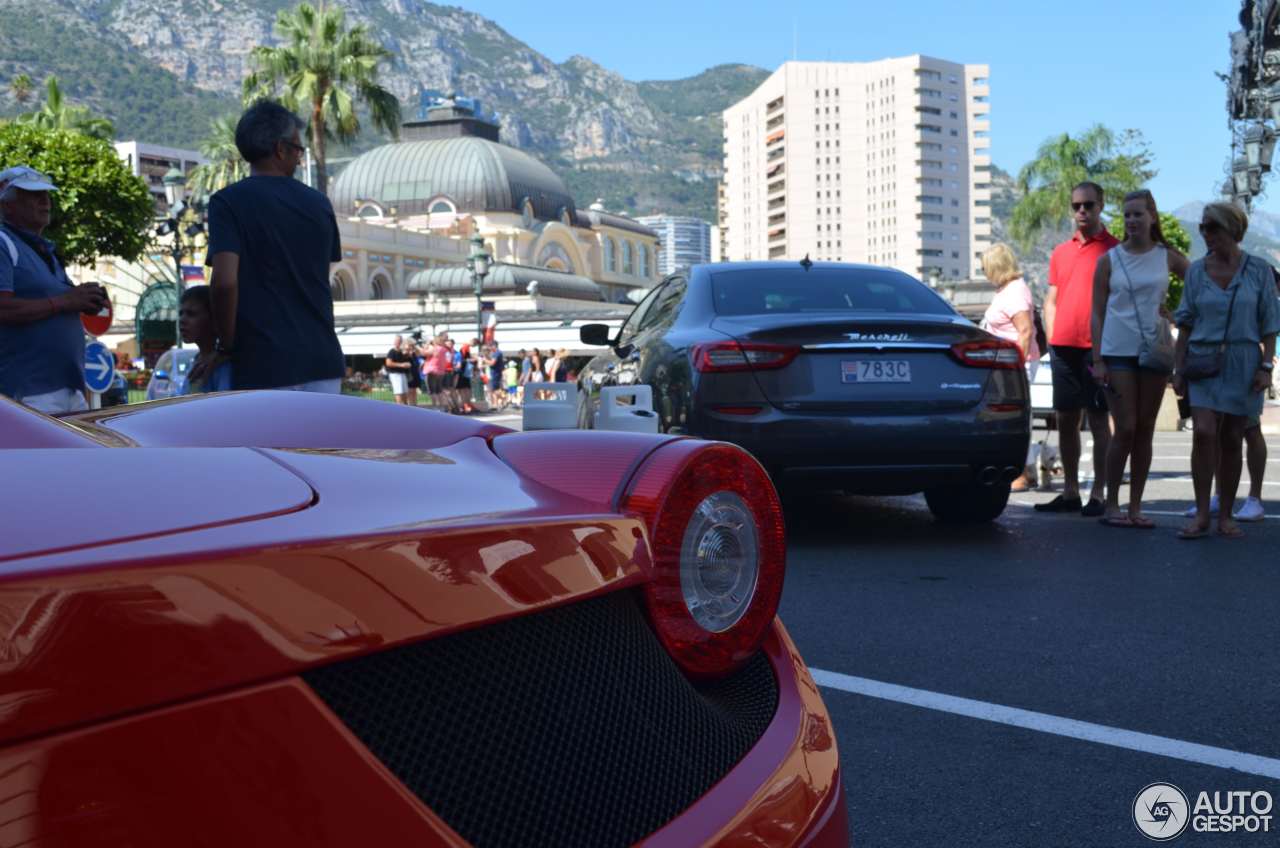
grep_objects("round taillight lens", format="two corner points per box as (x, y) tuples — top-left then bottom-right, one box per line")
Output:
(621, 441), (786, 677)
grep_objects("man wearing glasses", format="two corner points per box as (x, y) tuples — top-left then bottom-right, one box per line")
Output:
(194, 99), (345, 393)
(1035, 181), (1117, 515)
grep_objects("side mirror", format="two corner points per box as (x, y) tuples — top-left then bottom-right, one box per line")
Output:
(154, 370), (170, 380)
(580, 323), (613, 347)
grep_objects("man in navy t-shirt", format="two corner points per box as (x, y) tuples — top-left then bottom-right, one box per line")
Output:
(195, 100), (345, 391)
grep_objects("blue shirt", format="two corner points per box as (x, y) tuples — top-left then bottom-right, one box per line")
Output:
(0, 225), (84, 399)
(178, 360), (233, 395)
(206, 176), (345, 390)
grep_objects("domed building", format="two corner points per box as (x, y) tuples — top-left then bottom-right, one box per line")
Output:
(328, 94), (660, 320)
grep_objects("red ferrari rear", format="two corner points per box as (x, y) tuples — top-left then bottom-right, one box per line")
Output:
(0, 392), (846, 847)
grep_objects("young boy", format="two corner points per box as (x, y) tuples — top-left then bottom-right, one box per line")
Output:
(179, 285), (233, 393)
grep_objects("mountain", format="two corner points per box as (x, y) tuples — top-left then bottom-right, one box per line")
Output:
(0, 0), (768, 220)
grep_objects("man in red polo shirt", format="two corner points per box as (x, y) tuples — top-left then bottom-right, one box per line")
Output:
(1035, 181), (1117, 515)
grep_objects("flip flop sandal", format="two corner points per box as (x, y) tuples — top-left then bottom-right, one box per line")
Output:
(1099, 516), (1134, 528)
(1177, 526), (1211, 540)
(1128, 516), (1157, 529)
(1217, 525), (1246, 539)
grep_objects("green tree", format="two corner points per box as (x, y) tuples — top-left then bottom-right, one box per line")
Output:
(19, 76), (114, 140)
(243, 1), (401, 193)
(0, 123), (153, 264)
(187, 115), (248, 201)
(1010, 125), (1154, 249)
(9, 73), (33, 105)
(1109, 210), (1191, 311)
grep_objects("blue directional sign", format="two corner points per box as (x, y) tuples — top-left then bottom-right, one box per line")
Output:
(84, 341), (115, 394)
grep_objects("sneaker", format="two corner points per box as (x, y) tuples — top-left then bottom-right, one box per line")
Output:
(1234, 496), (1266, 523)
(1034, 494), (1083, 513)
(1184, 495), (1220, 518)
(1081, 498), (1106, 517)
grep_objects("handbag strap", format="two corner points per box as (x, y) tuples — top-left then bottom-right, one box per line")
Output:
(1212, 256), (1245, 350)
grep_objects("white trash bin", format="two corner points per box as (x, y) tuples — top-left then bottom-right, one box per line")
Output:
(595, 385), (660, 433)
(521, 382), (580, 430)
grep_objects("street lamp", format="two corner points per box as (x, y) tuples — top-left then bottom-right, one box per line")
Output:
(468, 234), (490, 346)
(1233, 157), (1252, 195)
(156, 165), (204, 352)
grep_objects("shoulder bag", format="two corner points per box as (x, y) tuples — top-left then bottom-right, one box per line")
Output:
(1181, 257), (1246, 381)
(1112, 248), (1175, 373)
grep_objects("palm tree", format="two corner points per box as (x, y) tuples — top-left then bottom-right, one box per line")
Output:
(10, 74), (33, 105)
(187, 115), (248, 201)
(243, 1), (401, 194)
(20, 76), (114, 140)
(1009, 125), (1153, 249)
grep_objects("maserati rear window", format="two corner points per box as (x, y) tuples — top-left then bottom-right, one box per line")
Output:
(710, 268), (955, 316)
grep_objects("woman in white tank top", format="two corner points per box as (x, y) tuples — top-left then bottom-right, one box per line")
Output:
(1090, 189), (1189, 528)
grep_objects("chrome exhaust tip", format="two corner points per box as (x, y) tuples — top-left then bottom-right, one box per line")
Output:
(977, 466), (999, 486)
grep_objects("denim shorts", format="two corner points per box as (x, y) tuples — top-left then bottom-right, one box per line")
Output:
(1103, 355), (1169, 374)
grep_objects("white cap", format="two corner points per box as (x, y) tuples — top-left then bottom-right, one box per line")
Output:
(0, 166), (58, 195)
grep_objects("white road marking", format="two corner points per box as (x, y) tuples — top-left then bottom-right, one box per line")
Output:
(808, 668), (1280, 779)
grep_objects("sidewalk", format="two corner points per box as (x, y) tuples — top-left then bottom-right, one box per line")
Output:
(1262, 399), (1280, 436)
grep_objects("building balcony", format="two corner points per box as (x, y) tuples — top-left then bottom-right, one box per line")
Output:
(766, 162), (785, 179)
(767, 147), (786, 162)
(766, 129), (786, 146)
(766, 114), (785, 131)
(767, 179), (786, 197)
(768, 245), (787, 259)
(766, 96), (784, 114)
(768, 196), (786, 211)
(768, 226), (787, 243)
(768, 211), (786, 226)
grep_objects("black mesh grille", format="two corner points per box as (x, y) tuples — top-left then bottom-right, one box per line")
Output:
(304, 590), (778, 848)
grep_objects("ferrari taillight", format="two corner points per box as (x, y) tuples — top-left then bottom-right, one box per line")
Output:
(949, 339), (1023, 369)
(690, 341), (800, 373)
(621, 441), (786, 678)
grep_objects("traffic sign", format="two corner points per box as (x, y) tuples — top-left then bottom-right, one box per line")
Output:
(81, 296), (113, 337)
(84, 341), (115, 394)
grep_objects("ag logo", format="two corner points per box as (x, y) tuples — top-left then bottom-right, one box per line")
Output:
(1134, 783), (1190, 841)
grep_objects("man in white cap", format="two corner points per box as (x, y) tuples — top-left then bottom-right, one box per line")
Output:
(0, 166), (108, 414)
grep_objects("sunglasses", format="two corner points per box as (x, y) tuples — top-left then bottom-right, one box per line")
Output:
(1071, 201), (1097, 212)
(1198, 222), (1223, 235)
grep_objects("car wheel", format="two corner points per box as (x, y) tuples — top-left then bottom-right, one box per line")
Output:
(924, 482), (1010, 523)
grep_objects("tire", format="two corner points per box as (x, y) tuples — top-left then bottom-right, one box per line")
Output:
(924, 482), (1010, 523)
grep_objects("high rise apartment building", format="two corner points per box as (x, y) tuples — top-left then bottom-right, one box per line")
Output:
(721, 57), (992, 280)
(637, 215), (713, 275)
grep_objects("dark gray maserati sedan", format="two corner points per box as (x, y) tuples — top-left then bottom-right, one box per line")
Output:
(578, 260), (1030, 522)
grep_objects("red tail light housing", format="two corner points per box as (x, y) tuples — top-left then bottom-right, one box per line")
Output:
(621, 440), (786, 678)
(691, 341), (800, 373)
(949, 339), (1023, 369)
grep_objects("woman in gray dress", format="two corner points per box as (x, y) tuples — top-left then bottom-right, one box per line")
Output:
(1173, 202), (1280, 539)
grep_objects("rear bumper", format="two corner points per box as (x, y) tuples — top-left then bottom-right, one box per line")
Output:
(697, 407), (1029, 493)
(642, 619), (848, 847)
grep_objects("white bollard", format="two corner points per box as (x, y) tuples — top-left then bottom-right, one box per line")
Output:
(521, 382), (580, 430)
(595, 385), (660, 433)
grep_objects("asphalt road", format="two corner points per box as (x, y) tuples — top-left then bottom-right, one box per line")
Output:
(778, 428), (1280, 847)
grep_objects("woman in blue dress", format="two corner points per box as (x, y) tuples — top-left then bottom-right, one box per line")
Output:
(1173, 202), (1280, 539)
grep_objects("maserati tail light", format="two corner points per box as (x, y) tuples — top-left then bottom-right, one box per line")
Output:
(691, 341), (800, 373)
(949, 339), (1023, 369)
(621, 441), (786, 677)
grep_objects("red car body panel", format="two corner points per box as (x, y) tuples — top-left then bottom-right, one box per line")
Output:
(0, 393), (848, 846)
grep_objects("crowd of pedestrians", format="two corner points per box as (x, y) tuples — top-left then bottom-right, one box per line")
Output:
(382, 333), (571, 413)
(982, 182), (1279, 539)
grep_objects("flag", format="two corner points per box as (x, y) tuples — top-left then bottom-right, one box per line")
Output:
(181, 265), (205, 284)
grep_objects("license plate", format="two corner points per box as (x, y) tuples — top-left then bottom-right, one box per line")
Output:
(842, 360), (911, 383)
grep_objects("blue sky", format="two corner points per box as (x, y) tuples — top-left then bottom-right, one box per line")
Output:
(458, 0), (1258, 215)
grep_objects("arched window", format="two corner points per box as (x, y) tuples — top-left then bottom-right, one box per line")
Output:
(331, 277), (348, 302)
(370, 275), (389, 300)
(604, 236), (616, 273)
(356, 202), (385, 219)
(622, 240), (633, 276)
(429, 199), (455, 215)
